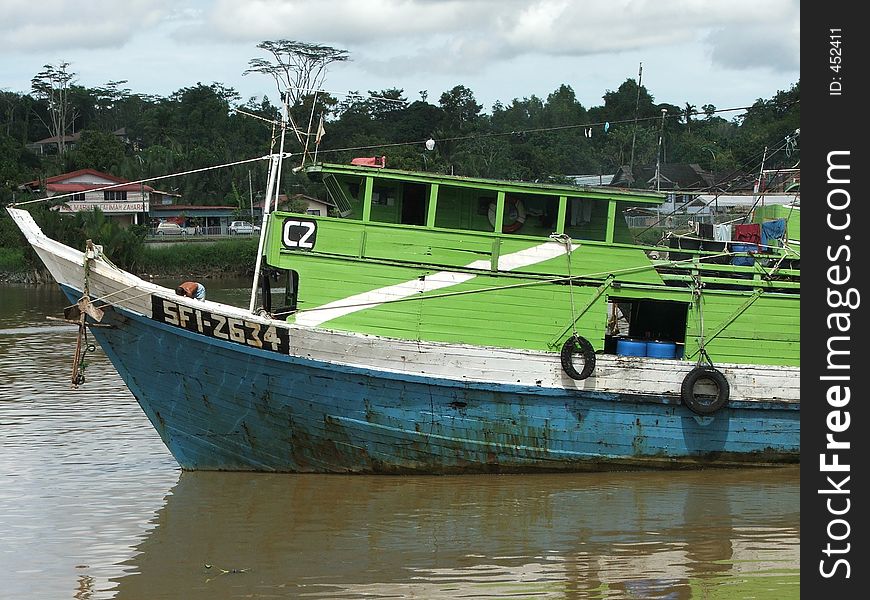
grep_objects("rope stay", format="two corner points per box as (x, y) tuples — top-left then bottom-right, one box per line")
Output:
(550, 234), (579, 336)
(691, 274), (715, 368)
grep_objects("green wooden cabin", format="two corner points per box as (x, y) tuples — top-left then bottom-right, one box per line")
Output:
(259, 163), (800, 367)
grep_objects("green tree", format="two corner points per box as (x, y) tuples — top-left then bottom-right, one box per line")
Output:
(91, 80), (132, 131)
(684, 102), (697, 132)
(1, 91), (40, 143)
(732, 81), (800, 169)
(30, 62), (78, 156)
(365, 88), (408, 123)
(391, 100), (442, 144)
(79, 207), (146, 270)
(244, 39), (349, 108)
(591, 78), (657, 123)
(68, 130), (126, 172)
(438, 85), (482, 131)
(0, 131), (41, 204)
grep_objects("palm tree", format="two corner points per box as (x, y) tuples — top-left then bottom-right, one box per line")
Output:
(684, 102), (697, 133)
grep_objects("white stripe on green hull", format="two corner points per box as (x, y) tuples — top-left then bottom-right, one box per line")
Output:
(294, 240), (578, 327)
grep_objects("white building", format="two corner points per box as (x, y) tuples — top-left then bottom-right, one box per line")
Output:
(20, 168), (154, 226)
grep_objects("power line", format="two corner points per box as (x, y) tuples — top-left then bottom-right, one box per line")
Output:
(313, 101), (795, 158)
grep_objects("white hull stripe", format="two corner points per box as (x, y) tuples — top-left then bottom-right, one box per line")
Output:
(294, 240), (578, 327)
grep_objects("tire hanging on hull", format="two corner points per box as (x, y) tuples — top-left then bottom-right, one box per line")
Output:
(560, 334), (596, 380)
(681, 366), (730, 415)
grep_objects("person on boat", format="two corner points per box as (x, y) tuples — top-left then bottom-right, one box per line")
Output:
(175, 281), (206, 301)
(606, 302), (630, 336)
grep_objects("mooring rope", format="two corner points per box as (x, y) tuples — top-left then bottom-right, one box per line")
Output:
(549, 233), (579, 337)
(692, 274), (714, 368)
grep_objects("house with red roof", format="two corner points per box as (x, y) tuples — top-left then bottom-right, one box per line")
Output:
(19, 168), (155, 226)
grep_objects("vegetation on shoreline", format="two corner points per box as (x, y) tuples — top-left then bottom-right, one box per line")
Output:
(137, 239), (259, 278)
(0, 247), (26, 274)
(1, 49), (799, 208)
(1, 41), (799, 282)
(0, 206), (259, 281)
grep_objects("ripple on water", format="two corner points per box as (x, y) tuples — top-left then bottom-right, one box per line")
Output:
(0, 310), (179, 600)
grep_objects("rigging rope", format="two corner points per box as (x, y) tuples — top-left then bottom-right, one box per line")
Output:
(550, 233), (579, 336)
(692, 274), (713, 368)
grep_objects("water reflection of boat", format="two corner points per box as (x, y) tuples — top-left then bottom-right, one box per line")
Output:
(112, 468), (799, 599)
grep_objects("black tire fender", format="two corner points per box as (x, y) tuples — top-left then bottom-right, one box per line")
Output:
(560, 334), (596, 380)
(681, 366), (730, 415)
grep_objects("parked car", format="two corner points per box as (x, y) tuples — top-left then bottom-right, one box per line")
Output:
(228, 221), (260, 235)
(155, 222), (189, 236)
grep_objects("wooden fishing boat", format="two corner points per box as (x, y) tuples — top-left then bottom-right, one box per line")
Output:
(6, 137), (799, 473)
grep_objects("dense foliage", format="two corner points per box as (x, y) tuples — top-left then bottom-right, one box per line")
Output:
(1, 69), (800, 207)
(0, 55), (799, 276)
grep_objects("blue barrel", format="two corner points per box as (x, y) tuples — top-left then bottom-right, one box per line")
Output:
(616, 339), (647, 357)
(647, 341), (677, 359)
(731, 243), (757, 266)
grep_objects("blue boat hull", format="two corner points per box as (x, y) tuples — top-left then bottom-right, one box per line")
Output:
(74, 289), (799, 473)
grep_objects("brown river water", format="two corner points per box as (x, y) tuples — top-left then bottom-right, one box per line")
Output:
(0, 281), (799, 599)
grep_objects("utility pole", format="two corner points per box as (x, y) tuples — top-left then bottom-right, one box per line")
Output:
(655, 108), (667, 191)
(628, 62), (643, 174)
(248, 169), (254, 222)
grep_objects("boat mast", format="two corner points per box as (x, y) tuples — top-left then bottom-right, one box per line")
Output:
(248, 97), (289, 314)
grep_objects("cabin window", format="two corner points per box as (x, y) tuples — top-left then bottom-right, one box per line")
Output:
(400, 183), (427, 226)
(499, 193), (559, 237)
(260, 266), (299, 318)
(368, 182), (431, 226)
(564, 197), (606, 241)
(603, 298), (688, 358)
(613, 201), (650, 244)
(368, 184), (401, 225)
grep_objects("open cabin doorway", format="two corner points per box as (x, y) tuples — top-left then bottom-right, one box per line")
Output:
(604, 298), (689, 358)
(401, 183), (427, 226)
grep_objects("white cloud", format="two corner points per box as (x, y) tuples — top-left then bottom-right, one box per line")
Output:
(0, 0), (173, 52)
(706, 21), (800, 72)
(0, 0), (799, 75)
(197, 0), (491, 43)
(196, 0), (799, 77)
(0, 0), (799, 114)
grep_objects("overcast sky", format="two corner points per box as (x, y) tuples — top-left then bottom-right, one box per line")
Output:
(1, 0), (799, 114)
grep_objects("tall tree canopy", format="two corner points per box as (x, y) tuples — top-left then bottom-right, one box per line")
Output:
(30, 62), (78, 157)
(244, 40), (350, 109)
(0, 47), (800, 208)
